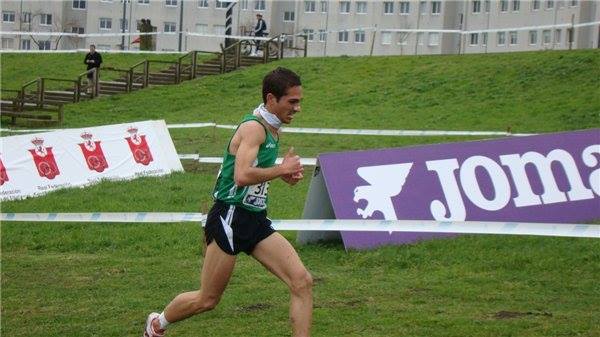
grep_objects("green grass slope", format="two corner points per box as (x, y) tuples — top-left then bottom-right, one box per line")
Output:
(1, 50), (600, 337)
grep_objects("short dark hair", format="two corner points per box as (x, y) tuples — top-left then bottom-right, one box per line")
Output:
(262, 67), (301, 104)
(90, 44), (96, 48)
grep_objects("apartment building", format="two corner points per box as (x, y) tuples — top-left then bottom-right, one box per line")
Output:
(1, 0), (598, 55)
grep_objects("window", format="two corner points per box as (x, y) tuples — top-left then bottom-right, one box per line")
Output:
(198, 0), (208, 7)
(532, 0), (540, 9)
(100, 18), (112, 30)
(546, 0), (554, 9)
(39, 40), (51, 50)
(554, 29), (561, 43)
(164, 22), (176, 33)
(71, 26), (85, 34)
(214, 25), (225, 35)
(497, 31), (506, 45)
(2, 11), (15, 23)
(41, 14), (52, 25)
(22, 12), (31, 23)
(21, 39), (31, 50)
(138, 0), (150, 4)
(339, 1), (350, 13)
(570, 0), (578, 6)
(482, 32), (488, 45)
(195, 24), (208, 34)
(512, 0), (520, 11)
(419, 1), (427, 14)
(470, 33), (478, 45)
(484, 0), (490, 12)
(73, 0), (86, 9)
(417, 32), (424, 45)
(2, 38), (14, 49)
(318, 29), (326, 42)
(284, 11), (295, 21)
(428, 32), (439, 46)
(305, 1), (316, 12)
(320, 1), (328, 12)
(500, 0), (508, 11)
(543, 29), (551, 44)
(355, 30), (365, 43)
(509, 31), (517, 44)
(165, 0), (177, 6)
(255, 0), (265, 10)
(472, 0), (481, 13)
(338, 31), (349, 42)
(399, 2), (410, 14)
(303, 28), (314, 41)
(216, 1), (230, 9)
(383, 1), (394, 14)
(356, 1), (367, 14)
(119, 18), (128, 31)
(397, 32), (409, 45)
(431, 1), (441, 14)
(97, 44), (111, 50)
(381, 31), (392, 45)
(529, 30), (537, 44)
(240, 0), (248, 10)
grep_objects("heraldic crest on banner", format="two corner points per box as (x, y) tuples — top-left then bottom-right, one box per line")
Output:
(0, 155), (8, 186)
(79, 132), (109, 173)
(28, 137), (60, 180)
(125, 126), (154, 166)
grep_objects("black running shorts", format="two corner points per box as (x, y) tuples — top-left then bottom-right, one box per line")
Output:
(204, 200), (275, 255)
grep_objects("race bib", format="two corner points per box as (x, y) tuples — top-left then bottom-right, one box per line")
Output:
(243, 181), (269, 209)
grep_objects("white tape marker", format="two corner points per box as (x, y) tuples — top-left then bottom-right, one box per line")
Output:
(1, 212), (206, 223)
(0, 124), (536, 137)
(177, 154), (317, 165)
(1, 213), (598, 238)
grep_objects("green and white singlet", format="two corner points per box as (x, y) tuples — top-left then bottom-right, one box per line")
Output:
(212, 114), (279, 212)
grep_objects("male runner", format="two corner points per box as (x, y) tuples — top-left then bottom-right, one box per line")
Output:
(143, 67), (313, 337)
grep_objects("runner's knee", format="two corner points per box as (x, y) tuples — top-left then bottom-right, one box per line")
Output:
(289, 269), (313, 295)
(192, 292), (221, 313)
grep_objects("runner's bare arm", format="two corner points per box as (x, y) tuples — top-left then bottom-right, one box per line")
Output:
(233, 122), (302, 187)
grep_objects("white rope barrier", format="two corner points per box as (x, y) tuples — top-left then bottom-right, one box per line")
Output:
(1, 124), (536, 137)
(1, 212), (598, 238)
(177, 154), (317, 165)
(1, 19), (598, 50)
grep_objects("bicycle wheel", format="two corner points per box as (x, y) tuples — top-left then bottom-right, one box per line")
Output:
(240, 40), (253, 56)
(267, 41), (280, 58)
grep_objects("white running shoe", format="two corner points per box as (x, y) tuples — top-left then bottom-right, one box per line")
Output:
(143, 312), (165, 337)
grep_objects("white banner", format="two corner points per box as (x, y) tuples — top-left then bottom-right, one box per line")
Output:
(0, 120), (182, 201)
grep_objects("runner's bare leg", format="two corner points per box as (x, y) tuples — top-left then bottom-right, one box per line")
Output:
(160, 242), (236, 323)
(252, 233), (313, 337)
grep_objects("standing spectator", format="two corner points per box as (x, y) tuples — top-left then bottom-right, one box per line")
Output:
(252, 13), (267, 56)
(83, 44), (102, 94)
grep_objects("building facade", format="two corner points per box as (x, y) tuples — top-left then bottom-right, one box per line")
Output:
(1, 0), (598, 55)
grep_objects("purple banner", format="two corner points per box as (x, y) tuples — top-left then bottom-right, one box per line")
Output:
(318, 129), (600, 249)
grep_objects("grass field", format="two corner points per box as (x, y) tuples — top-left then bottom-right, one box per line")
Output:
(1, 49), (600, 337)
(0, 52), (215, 93)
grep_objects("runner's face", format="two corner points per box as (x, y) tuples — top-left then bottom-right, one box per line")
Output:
(269, 86), (302, 124)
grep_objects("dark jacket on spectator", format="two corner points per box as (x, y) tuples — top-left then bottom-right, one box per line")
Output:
(254, 19), (267, 37)
(84, 52), (103, 78)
